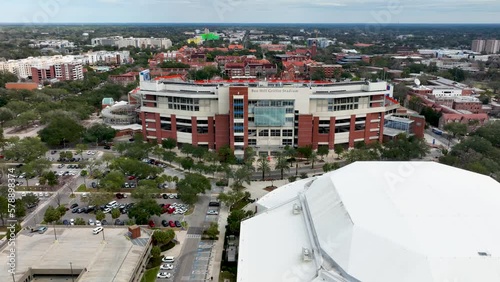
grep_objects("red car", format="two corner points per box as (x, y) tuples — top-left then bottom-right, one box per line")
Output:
(167, 207), (175, 214)
(161, 204), (171, 214)
(128, 175), (136, 180)
(168, 220), (175, 227)
(148, 220), (155, 228)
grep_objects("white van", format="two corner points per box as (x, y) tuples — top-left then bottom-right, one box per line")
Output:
(92, 227), (103, 235)
(106, 201), (117, 208)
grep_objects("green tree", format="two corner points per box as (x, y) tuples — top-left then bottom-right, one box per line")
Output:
(0, 71), (18, 88)
(205, 222), (219, 240)
(227, 209), (253, 235)
(96, 210), (106, 221)
(151, 246), (161, 258)
(180, 157), (194, 171)
(257, 156), (270, 181)
(74, 218), (86, 225)
(111, 208), (121, 220)
(274, 152), (290, 180)
(317, 146), (330, 161)
(14, 200), (26, 219)
(323, 162), (340, 173)
(297, 145), (313, 160)
(161, 137), (177, 150)
(334, 145), (345, 159)
(217, 190), (244, 209)
(44, 206), (61, 224)
(4, 137), (48, 162)
(100, 170), (125, 192)
(311, 68), (326, 80)
(0, 107), (15, 126)
(127, 198), (162, 225)
(0, 196), (8, 226)
(308, 151), (318, 169)
(217, 145), (236, 164)
(75, 143), (88, 159)
(21, 193), (39, 208)
(177, 173), (210, 204)
(231, 165), (253, 190)
(152, 229), (175, 245)
(83, 123), (117, 145)
(444, 123), (467, 139)
(39, 116), (85, 146)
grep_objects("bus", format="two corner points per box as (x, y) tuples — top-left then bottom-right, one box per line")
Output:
(432, 128), (443, 135)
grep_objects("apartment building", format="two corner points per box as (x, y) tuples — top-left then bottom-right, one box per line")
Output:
(91, 36), (172, 49)
(0, 51), (130, 80)
(137, 74), (399, 157)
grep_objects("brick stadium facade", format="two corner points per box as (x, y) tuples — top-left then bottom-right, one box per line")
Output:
(138, 75), (400, 157)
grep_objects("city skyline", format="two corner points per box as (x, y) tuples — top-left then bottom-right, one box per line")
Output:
(3, 0), (500, 24)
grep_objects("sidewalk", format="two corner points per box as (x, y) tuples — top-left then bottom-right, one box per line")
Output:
(207, 205), (229, 281)
(161, 230), (187, 258)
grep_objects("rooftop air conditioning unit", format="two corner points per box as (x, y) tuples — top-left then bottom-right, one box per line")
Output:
(293, 203), (302, 215)
(302, 247), (312, 261)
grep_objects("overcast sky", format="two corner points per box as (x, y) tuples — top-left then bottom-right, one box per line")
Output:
(2, 0), (500, 24)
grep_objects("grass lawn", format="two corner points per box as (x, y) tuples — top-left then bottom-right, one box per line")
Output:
(141, 266), (159, 282)
(76, 184), (88, 192)
(219, 271), (236, 282)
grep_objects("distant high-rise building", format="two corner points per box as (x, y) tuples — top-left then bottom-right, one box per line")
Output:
(485, 39), (500, 54)
(471, 39), (485, 53)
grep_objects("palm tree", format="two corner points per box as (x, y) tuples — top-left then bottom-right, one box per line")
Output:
(232, 166), (253, 191)
(308, 152), (318, 169)
(274, 152), (290, 180)
(257, 156), (270, 181)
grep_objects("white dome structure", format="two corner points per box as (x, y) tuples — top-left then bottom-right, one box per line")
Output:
(238, 162), (500, 282)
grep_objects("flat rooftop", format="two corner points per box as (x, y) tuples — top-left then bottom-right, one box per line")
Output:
(1, 227), (150, 282)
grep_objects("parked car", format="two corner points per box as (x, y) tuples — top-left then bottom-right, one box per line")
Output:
(95, 220), (102, 226)
(88, 219), (95, 226)
(160, 264), (173, 270)
(128, 175), (136, 180)
(175, 220), (181, 228)
(148, 220), (155, 228)
(209, 201), (221, 207)
(161, 220), (168, 227)
(71, 208), (78, 214)
(104, 145), (111, 149)
(101, 220), (108, 225)
(207, 210), (218, 215)
(168, 220), (175, 227)
(157, 272), (171, 279)
(116, 193), (125, 199)
(70, 203), (79, 209)
(115, 219), (125, 226)
(162, 256), (175, 263)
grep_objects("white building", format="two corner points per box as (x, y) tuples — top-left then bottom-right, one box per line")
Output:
(0, 51), (130, 79)
(91, 36), (172, 49)
(238, 162), (500, 282)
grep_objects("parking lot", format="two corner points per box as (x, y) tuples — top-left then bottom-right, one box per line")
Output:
(60, 193), (191, 228)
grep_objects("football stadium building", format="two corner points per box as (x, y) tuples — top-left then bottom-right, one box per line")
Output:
(137, 73), (400, 157)
(237, 162), (500, 282)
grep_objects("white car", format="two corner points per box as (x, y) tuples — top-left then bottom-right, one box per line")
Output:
(21, 192), (26, 197)
(44, 192), (50, 197)
(103, 207), (112, 213)
(70, 219), (75, 225)
(162, 256), (175, 263)
(95, 220), (102, 226)
(157, 272), (172, 279)
(160, 264), (174, 270)
(207, 210), (218, 215)
(92, 227), (103, 235)
(88, 219), (95, 226)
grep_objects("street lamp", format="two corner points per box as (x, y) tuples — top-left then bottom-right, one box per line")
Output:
(70, 262), (74, 282)
(102, 228), (105, 241)
(11, 273), (15, 282)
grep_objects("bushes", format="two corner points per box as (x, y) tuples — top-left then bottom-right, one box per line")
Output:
(160, 241), (175, 252)
(216, 179), (228, 187)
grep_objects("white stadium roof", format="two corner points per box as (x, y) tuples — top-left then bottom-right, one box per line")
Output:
(238, 162), (500, 282)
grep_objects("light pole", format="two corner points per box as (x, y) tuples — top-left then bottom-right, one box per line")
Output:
(101, 228), (105, 241)
(11, 273), (15, 282)
(70, 262), (74, 282)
